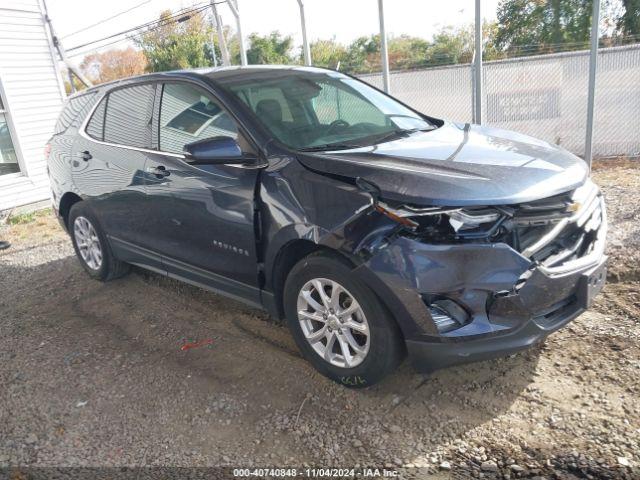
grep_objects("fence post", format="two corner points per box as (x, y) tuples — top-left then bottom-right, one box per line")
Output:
(585, 0), (601, 169)
(378, 0), (391, 93)
(226, 0), (247, 66)
(473, 0), (483, 124)
(297, 0), (312, 66)
(211, 0), (230, 66)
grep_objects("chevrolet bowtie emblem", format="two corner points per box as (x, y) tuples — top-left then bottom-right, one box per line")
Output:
(566, 201), (581, 213)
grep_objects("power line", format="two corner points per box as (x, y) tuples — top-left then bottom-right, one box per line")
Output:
(67, 3), (210, 53)
(61, 0), (152, 39)
(67, 6), (210, 59)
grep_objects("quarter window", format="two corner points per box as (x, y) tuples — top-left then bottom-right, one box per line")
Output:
(86, 95), (106, 141)
(103, 84), (155, 149)
(159, 83), (238, 154)
(54, 92), (96, 135)
(0, 91), (19, 176)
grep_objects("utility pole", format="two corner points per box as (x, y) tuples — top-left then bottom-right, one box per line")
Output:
(473, 0), (483, 124)
(584, 0), (601, 169)
(297, 0), (311, 66)
(41, 0), (92, 90)
(209, 28), (218, 67)
(226, 0), (247, 65)
(211, 0), (230, 66)
(67, 70), (76, 93)
(377, 0), (390, 93)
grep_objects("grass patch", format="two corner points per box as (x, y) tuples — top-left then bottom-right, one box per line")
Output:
(6, 208), (53, 225)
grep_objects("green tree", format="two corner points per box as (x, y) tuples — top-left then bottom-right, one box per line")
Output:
(343, 35), (381, 73)
(426, 26), (474, 65)
(494, 0), (598, 54)
(618, 0), (640, 37)
(309, 38), (347, 69)
(388, 35), (430, 70)
(135, 10), (212, 72)
(246, 31), (295, 64)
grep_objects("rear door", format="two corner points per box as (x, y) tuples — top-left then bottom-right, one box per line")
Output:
(143, 81), (263, 304)
(72, 82), (161, 270)
(48, 92), (97, 203)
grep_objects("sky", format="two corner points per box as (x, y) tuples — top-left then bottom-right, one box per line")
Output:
(46, 0), (501, 62)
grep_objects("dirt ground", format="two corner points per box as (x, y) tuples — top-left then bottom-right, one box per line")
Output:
(1, 160), (639, 479)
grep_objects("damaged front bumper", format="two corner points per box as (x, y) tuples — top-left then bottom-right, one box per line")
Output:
(353, 192), (608, 373)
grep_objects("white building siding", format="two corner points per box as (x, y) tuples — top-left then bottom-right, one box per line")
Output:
(0, 0), (65, 211)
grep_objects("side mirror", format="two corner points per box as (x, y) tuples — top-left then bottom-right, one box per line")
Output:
(183, 136), (249, 164)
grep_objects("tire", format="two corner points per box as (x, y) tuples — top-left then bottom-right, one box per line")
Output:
(68, 202), (130, 281)
(284, 252), (405, 388)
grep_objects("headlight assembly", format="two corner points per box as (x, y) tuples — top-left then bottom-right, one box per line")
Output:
(375, 202), (505, 240)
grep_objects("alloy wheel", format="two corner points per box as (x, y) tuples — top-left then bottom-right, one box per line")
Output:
(296, 278), (370, 368)
(73, 216), (103, 270)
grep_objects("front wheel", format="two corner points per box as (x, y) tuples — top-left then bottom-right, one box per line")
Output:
(284, 252), (405, 388)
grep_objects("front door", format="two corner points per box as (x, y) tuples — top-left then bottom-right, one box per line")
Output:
(144, 82), (262, 304)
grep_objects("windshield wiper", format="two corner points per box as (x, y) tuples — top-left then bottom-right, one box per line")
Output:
(372, 127), (432, 144)
(298, 143), (364, 152)
(298, 127), (433, 152)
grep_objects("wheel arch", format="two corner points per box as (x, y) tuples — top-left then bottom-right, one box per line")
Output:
(269, 239), (357, 321)
(269, 239), (407, 347)
(58, 192), (83, 231)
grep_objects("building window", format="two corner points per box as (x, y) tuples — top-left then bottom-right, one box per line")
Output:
(0, 93), (20, 176)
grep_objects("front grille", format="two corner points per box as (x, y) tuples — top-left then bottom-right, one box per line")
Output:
(510, 180), (605, 270)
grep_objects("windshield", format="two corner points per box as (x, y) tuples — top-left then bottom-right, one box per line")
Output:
(222, 70), (435, 150)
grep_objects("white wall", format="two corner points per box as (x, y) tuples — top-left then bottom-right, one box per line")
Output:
(0, 0), (65, 211)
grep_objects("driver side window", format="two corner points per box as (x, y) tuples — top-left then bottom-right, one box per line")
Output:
(159, 83), (238, 154)
(313, 82), (386, 127)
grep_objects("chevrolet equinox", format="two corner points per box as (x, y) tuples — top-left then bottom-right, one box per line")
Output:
(47, 66), (607, 387)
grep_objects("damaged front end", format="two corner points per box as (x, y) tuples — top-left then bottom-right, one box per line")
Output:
(353, 178), (607, 371)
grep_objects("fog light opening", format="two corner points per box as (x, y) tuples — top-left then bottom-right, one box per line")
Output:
(427, 298), (470, 333)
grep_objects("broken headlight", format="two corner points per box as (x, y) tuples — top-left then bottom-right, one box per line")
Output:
(376, 202), (504, 240)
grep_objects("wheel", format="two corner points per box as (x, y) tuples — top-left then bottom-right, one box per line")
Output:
(284, 252), (405, 388)
(68, 202), (130, 281)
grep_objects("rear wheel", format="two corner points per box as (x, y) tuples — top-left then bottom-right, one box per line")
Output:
(284, 252), (405, 388)
(69, 202), (130, 281)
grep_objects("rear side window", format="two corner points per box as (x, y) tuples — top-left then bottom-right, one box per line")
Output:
(103, 84), (156, 149)
(54, 93), (96, 135)
(86, 96), (106, 140)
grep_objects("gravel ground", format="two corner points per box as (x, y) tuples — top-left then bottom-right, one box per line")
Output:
(1, 160), (639, 479)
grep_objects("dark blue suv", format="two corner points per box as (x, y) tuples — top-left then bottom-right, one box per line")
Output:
(47, 66), (607, 387)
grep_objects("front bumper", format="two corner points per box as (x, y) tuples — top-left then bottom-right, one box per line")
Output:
(353, 191), (607, 373)
(406, 257), (606, 371)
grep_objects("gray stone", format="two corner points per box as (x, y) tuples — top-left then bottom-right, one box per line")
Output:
(481, 461), (499, 472)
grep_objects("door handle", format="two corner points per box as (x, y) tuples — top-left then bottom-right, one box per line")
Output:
(77, 150), (92, 162)
(148, 165), (171, 178)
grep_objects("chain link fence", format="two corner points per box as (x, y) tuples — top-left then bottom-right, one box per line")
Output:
(358, 44), (640, 158)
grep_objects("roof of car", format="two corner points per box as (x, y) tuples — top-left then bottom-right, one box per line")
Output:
(69, 65), (337, 99)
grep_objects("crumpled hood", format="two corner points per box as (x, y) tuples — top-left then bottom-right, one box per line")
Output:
(297, 121), (589, 206)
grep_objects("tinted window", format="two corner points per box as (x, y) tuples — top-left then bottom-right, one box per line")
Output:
(54, 93), (96, 135)
(104, 84), (155, 149)
(235, 86), (293, 122)
(159, 83), (237, 154)
(224, 70), (433, 150)
(86, 96), (106, 141)
(313, 82), (386, 126)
